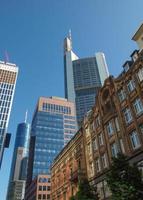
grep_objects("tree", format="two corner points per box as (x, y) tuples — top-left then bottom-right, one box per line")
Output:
(70, 178), (99, 200)
(106, 153), (143, 200)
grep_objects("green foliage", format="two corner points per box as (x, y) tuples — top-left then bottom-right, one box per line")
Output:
(70, 178), (99, 200)
(106, 153), (143, 200)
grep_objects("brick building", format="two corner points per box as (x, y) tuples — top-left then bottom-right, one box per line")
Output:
(51, 129), (87, 200)
(25, 175), (51, 200)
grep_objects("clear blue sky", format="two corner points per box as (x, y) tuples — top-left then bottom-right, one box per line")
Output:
(0, 0), (143, 199)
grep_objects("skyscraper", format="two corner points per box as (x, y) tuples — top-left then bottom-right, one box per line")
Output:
(25, 96), (76, 200)
(6, 117), (30, 200)
(64, 34), (109, 125)
(0, 61), (18, 168)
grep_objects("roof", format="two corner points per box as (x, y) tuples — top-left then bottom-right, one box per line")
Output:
(132, 24), (143, 41)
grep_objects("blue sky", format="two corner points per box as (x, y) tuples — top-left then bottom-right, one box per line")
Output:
(0, 0), (143, 199)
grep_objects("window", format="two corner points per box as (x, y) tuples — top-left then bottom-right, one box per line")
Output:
(98, 133), (104, 146)
(38, 194), (42, 200)
(39, 186), (42, 191)
(137, 161), (143, 180)
(101, 154), (107, 168)
(115, 117), (120, 132)
(137, 68), (143, 82)
(43, 194), (46, 199)
(111, 143), (118, 157)
(133, 98), (143, 115)
(123, 108), (132, 124)
(47, 186), (50, 191)
(87, 143), (92, 155)
(130, 131), (141, 149)
(95, 116), (100, 128)
(118, 89), (126, 102)
(95, 158), (101, 172)
(120, 139), (125, 153)
(43, 186), (46, 191)
(93, 138), (98, 151)
(127, 80), (135, 93)
(106, 121), (114, 136)
(85, 126), (90, 137)
(89, 162), (94, 176)
(139, 124), (143, 134)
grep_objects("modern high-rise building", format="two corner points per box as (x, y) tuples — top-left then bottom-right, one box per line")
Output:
(6, 118), (30, 200)
(0, 61), (18, 168)
(64, 34), (109, 125)
(25, 96), (76, 200)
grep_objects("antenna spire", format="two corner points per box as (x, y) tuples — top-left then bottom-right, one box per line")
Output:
(24, 110), (28, 123)
(4, 50), (9, 63)
(69, 29), (72, 41)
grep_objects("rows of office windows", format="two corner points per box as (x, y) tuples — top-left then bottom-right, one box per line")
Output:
(0, 100), (11, 108)
(0, 106), (9, 115)
(64, 134), (73, 139)
(0, 120), (7, 129)
(37, 113), (63, 121)
(64, 120), (76, 125)
(39, 185), (50, 191)
(0, 89), (13, 96)
(33, 161), (51, 168)
(0, 113), (8, 121)
(34, 130), (64, 140)
(34, 126), (63, 133)
(0, 70), (16, 83)
(35, 144), (62, 152)
(73, 58), (101, 88)
(64, 129), (75, 134)
(36, 136), (64, 143)
(36, 121), (63, 129)
(38, 194), (50, 200)
(64, 124), (76, 129)
(64, 115), (75, 120)
(0, 83), (14, 90)
(42, 103), (71, 115)
(38, 177), (50, 183)
(36, 117), (63, 124)
(0, 90), (12, 100)
(33, 168), (49, 177)
(0, 70), (16, 76)
(76, 87), (98, 96)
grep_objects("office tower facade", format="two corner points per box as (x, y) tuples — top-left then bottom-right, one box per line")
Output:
(7, 121), (30, 200)
(0, 61), (18, 168)
(64, 35), (109, 125)
(25, 97), (76, 200)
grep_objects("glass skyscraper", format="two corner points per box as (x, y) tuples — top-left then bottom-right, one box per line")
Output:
(6, 120), (30, 200)
(0, 61), (18, 168)
(26, 96), (76, 199)
(64, 34), (109, 125)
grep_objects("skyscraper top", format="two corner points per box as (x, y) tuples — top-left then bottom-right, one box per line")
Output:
(64, 32), (73, 54)
(0, 60), (17, 67)
(132, 23), (143, 50)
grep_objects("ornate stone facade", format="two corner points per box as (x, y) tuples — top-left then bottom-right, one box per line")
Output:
(51, 25), (143, 200)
